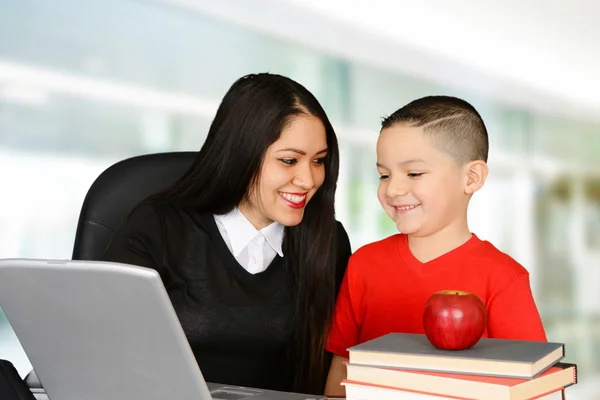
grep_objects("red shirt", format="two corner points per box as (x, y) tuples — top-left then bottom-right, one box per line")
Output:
(326, 234), (547, 358)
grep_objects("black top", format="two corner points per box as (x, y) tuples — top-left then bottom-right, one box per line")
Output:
(100, 204), (351, 392)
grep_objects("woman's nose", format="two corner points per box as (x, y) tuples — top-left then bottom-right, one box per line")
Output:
(292, 166), (315, 190)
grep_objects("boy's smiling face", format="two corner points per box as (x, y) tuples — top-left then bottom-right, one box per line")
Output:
(376, 124), (474, 238)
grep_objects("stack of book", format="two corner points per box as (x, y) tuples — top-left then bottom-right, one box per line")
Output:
(342, 333), (577, 400)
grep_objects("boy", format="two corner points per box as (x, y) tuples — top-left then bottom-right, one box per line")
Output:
(324, 96), (547, 397)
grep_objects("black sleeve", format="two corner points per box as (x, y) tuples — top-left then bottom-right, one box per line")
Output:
(334, 220), (352, 295)
(100, 204), (164, 274)
(319, 221), (352, 392)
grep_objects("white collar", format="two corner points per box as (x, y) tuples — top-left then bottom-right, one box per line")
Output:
(215, 208), (284, 257)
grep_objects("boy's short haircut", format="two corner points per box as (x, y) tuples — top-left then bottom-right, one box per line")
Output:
(381, 96), (489, 164)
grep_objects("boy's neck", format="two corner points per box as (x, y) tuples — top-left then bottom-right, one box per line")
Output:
(407, 224), (473, 264)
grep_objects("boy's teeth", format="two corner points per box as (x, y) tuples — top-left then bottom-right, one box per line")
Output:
(396, 205), (417, 211)
(281, 193), (306, 203)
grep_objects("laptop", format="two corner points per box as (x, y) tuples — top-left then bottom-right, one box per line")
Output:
(0, 259), (326, 400)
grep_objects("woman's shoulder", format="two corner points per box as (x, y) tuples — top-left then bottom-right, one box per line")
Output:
(332, 220), (353, 290)
(126, 202), (201, 222)
(113, 203), (216, 257)
(121, 202), (204, 236)
(127, 202), (161, 219)
(334, 220), (350, 243)
(122, 203), (168, 229)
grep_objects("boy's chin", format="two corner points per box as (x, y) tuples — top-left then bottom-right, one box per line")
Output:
(393, 221), (422, 236)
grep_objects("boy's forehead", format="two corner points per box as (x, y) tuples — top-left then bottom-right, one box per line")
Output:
(378, 126), (435, 152)
(379, 125), (427, 142)
(377, 125), (453, 166)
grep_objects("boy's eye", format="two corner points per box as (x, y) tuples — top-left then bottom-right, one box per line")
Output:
(379, 174), (389, 180)
(407, 172), (424, 178)
(279, 158), (297, 165)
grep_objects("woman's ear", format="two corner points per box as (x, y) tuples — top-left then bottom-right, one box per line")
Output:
(464, 160), (488, 195)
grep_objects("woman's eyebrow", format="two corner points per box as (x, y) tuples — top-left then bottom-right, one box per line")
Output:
(277, 147), (328, 155)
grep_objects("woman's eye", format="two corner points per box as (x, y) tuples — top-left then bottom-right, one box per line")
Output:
(313, 157), (326, 165)
(279, 158), (297, 165)
(408, 173), (424, 178)
(379, 174), (389, 180)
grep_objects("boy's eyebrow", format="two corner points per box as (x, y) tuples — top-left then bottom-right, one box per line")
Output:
(400, 158), (428, 165)
(376, 159), (428, 168)
(276, 147), (328, 155)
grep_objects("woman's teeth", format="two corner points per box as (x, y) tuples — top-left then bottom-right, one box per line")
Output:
(281, 193), (306, 203)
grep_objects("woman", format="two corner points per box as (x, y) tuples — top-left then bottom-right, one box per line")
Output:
(101, 73), (352, 395)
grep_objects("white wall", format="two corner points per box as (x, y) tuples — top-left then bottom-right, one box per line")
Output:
(169, 0), (600, 122)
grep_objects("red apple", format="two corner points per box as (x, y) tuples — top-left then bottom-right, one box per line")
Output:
(423, 290), (487, 351)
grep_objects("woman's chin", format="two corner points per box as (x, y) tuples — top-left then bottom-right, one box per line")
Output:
(274, 210), (305, 227)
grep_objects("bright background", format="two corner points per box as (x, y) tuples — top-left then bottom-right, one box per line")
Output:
(1, 0), (599, 397)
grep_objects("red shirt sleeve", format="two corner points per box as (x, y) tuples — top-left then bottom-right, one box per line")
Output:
(326, 264), (362, 358)
(487, 273), (547, 341)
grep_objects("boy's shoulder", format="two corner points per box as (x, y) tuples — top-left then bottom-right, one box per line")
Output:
(352, 233), (403, 259)
(346, 234), (405, 278)
(471, 235), (529, 277)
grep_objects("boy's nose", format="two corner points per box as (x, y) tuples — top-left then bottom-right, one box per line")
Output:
(386, 179), (409, 198)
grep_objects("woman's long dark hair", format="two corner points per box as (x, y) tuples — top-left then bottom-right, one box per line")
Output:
(144, 73), (340, 394)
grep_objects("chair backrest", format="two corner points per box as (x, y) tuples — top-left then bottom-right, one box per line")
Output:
(72, 152), (197, 260)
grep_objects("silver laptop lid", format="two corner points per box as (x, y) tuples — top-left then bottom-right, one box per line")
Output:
(0, 258), (213, 400)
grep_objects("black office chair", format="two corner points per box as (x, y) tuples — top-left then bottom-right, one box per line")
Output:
(72, 151), (197, 260)
(22, 151), (198, 392)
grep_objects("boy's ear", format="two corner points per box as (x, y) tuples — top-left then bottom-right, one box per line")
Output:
(463, 160), (488, 195)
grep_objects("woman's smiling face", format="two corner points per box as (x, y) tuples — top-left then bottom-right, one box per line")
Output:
(238, 113), (328, 229)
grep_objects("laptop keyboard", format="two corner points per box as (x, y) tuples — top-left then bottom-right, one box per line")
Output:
(210, 386), (263, 399)
(32, 390), (251, 400)
(211, 392), (251, 400)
